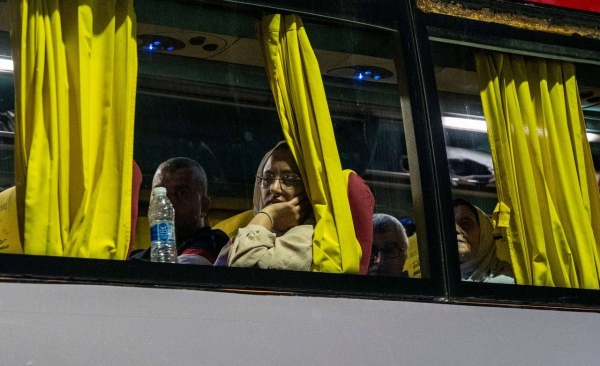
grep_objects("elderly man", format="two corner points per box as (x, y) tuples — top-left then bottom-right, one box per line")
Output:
(368, 213), (409, 277)
(130, 157), (228, 264)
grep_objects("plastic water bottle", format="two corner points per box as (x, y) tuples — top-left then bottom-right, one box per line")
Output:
(149, 187), (178, 263)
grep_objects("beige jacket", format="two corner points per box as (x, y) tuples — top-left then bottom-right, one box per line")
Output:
(227, 221), (313, 271)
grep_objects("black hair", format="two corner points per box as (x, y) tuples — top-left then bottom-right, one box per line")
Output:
(156, 157), (208, 195)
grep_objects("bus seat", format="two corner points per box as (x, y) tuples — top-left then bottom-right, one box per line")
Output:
(213, 209), (255, 238)
(346, 171), (375, 275)
(0, 186), (23, 254)
(127, 160), (143, 256)
(404, 234), (421, 278)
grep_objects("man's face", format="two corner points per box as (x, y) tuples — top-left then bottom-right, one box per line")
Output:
(368, 228), (407, 276)
(152, 168), (209, 243)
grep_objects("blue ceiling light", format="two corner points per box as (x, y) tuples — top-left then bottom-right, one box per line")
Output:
(349, 66), (392, 81)
(326, 65), (393, 82)
(137, 35), (186, 52)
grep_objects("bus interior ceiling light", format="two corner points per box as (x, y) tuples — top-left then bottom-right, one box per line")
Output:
(442, 116), (600, 142)
(442, 116), (487, 133)
(0, 58), (13, 73)
(137, 35), (186, 52)
(327, 65), (393, 81)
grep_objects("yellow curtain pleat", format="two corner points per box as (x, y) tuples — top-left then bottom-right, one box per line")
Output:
(259, 14), (361, 273)
(475, 51), (600, 288)
(9, 0), (137, 259)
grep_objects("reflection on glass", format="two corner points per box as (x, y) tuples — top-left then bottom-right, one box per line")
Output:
(132, 3), (421, 276)
(432, 39), (600, 288)
(0, 1), (423, 276)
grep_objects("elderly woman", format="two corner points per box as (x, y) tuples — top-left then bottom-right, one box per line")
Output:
(225, 141), (314, 270)
(454, 198), (514, 284)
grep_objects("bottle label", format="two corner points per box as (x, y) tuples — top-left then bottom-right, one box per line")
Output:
(150, 222), (174, 242)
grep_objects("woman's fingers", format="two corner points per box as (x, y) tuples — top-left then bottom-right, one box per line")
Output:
(297, 194), (311, 220)
(268, 195), (311, 231)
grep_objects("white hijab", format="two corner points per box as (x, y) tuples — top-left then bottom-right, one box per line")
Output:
(458, 201), (514, 283)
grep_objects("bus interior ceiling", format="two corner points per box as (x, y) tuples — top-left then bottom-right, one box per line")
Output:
(1, 1), (600, 223)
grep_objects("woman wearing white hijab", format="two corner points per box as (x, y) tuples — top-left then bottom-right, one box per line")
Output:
(454, 198), (514, 284)
(225, 141), (314, 270)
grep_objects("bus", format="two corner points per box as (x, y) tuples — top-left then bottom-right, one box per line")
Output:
(0, 0), (599, 364)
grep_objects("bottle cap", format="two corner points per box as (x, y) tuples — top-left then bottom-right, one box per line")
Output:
(153, 187), (167, 195)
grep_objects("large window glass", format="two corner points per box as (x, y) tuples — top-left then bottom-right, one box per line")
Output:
(132, 2), (425, 278)
(429, 37), (600, 289)
(0, 0), (433, 291)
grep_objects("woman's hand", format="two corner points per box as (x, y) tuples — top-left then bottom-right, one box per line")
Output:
(263, 195), (311, 232)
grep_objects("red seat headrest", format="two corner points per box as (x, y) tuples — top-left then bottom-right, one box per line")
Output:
(347, 172), (374, 275)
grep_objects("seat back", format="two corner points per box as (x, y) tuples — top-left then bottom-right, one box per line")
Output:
(0, 186), (23, 254)
(127, 161), (143, 256)
(346, 172), (375, 275)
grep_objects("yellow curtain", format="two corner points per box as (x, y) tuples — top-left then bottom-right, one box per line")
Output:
(475, 51), (600, 288)
(9, 0), (137, 259)
(259, 14), (361, 273)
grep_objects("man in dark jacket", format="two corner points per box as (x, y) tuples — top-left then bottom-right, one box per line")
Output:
(130, 157), (228, 264)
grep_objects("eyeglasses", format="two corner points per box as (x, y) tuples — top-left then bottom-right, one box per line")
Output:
(257, 173), (303, 190)
(370, 244), (404, 259)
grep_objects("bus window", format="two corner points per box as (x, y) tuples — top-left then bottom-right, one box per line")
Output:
(0, 0), (434, 284)
(133, 2), (424, 278)
(429, 38), (600, 288)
